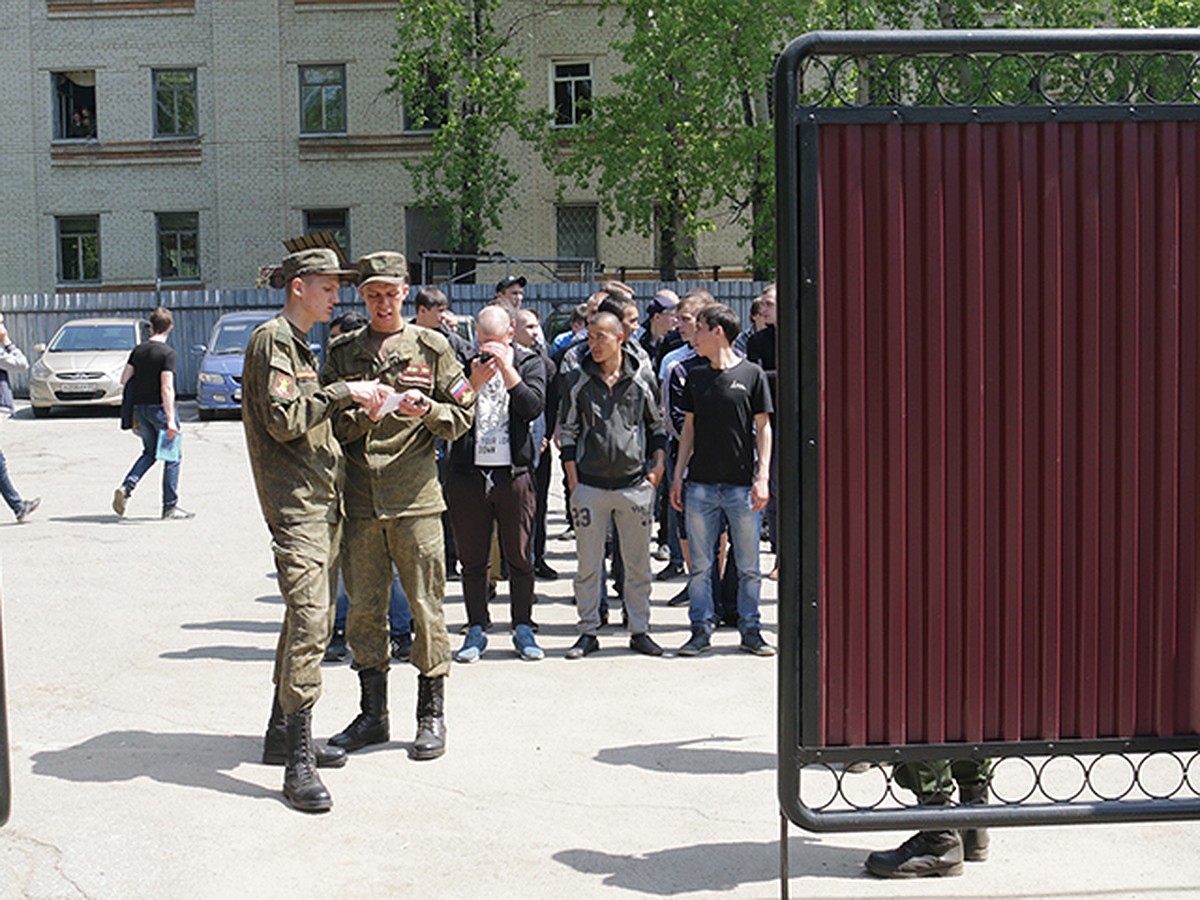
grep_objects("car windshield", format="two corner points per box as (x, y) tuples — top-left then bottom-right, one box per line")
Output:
(48, 324), (138, 352)
(210, 321), (261, 354)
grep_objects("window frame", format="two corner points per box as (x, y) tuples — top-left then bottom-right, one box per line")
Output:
(555, 204), (598, 270)
(551, 60), (593, 129)
(401, 63), (451, 134)
(156, 211), (200, 283)
(299, 64), (347, 136)
(303, 208), (350, 260)
(52, 70), (97, 141)
(56, 215), (101, 285)
(153, 68), (198, 138)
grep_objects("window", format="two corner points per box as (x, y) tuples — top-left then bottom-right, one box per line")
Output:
(157, 212), (200, 282)
(304, 209), (350, 260)
(57, 215), (100, 283)
(402, 64), (450, 133)
(300, 65), (346, 134)
(154, 69), (197, 137)
(556, 205), (598, 269)
(552, 61), (592, 128)
(405, 206), (451, 285)
(53, 71), (97, 140)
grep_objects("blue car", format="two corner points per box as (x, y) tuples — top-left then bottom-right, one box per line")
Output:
(193, 311), (275, 419)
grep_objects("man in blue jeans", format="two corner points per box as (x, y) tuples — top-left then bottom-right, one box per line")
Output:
(113, 306), (194, 520)
(670, 303), (773, 656)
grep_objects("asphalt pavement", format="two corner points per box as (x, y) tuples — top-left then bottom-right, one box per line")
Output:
(0, 401), (1197, 899)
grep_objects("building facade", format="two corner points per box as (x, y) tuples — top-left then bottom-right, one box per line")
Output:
(0, 0), (749, 292)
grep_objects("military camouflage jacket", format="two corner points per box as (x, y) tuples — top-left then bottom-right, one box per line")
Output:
(321, 322), (474, 519)
(242, 314), (354, 524)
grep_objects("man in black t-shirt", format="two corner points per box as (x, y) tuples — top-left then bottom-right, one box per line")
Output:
(670, 303), (774, 657)
(112, 306), (193, 519)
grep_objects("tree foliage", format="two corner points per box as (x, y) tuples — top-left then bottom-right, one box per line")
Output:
(388, 0), (538, 255)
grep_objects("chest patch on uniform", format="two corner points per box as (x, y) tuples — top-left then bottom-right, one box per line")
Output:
(449, 376), (475, 407)
(295, 368), (318, 381)
(271, 372), (297, 400)
(397, 362), (434, 389)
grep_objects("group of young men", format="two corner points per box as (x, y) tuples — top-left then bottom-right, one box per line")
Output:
(238, 248), (779, 815)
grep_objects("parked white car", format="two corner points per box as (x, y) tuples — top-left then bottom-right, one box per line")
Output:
(29, 317), (150, 417)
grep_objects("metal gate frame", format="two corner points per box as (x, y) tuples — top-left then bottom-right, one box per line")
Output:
(775, 28), (1200, 839)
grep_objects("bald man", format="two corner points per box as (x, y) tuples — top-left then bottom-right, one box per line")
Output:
(445, 305), (548, 662)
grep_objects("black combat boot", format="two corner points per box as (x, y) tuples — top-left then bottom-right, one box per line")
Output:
(865, 792), (963, 878)
(329, 668), (389, 752)
(282, 707), (332, 812)
(262, 694), (347, 768)
(959, 780), (990, 861)
(411, 674), (446, 760)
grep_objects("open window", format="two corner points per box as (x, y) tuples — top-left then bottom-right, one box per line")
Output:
(53, 71), (97, 140)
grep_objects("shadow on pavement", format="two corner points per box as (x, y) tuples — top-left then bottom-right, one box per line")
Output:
(181, 620), (282, 634)
(595, 736), (774, 775)
(30, 731), (277, 801)
(555, 836), (864, 895)
(160, 645), (275, 661)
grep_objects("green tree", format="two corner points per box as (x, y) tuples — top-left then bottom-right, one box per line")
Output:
(388, 0), (541, 258)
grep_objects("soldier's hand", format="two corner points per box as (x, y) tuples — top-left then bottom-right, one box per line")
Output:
(366, 383), (395, 421)
(397, 389), (430, 418)
(346, 379), (381, 407)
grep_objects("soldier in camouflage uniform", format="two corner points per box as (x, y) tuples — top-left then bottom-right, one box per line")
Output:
(321, 251), (476, 761)
(243, 248), (386, 813)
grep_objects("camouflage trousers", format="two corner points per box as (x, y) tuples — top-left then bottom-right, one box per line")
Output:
(342, 515), (451, 678)
(893, 758), (992, 799)
(269, 518), (340, 715)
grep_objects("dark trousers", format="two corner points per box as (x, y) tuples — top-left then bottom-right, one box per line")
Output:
(532, 444), (552, 564)
(446, 467), (536, 628)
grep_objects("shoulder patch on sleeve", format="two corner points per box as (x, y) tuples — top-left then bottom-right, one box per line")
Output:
(449, 376), (475, 407)
(270, 371), (297, 400)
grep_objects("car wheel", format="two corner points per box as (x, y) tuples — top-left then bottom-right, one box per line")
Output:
(32, 405), (50, 419)
(198, 408), (215, 421)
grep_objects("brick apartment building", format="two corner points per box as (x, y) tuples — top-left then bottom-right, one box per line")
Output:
(0, 0), (749, 292)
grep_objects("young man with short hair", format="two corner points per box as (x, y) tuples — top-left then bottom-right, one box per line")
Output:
(670, 303), (775, 657)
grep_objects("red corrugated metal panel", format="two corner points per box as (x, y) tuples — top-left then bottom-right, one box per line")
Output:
(818, 121), (1200, 746)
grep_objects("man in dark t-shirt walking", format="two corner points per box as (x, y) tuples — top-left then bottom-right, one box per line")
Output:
(670, 303), (774, 657)
(113, 306), (194, 519)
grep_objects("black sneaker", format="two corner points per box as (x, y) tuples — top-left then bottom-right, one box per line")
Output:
(865, 830), (964, 878)
(740, 628), (776, 656)
(323, 631), (348, 663)
(390, 632), (412, 662)
(677, 627), (711, 656)
(534, 561), (559, 579)
(655, 560), (686, 581)
(565, 633), (600, 659)
(629, 633), (664, 657)
(666, 587), (689, 607)
(16, 497), (40, 524)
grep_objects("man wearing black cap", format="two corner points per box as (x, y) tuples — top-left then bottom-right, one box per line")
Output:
(495, 275), (526, 309)
(243, 247), (387, 813)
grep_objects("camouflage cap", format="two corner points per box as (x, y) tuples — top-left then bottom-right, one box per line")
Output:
(357, 251), (409, 287)
(280, 248), (357, 283)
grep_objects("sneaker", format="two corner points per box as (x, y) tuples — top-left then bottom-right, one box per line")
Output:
(455, 624), (487, 663)
(534, 561), (559, 580)
(629, 633), (664, 657)
(459, 618), (492, 635)
(112, 487), (128, 517)
(666, 586), (689, 607)
(677, 626), (711, 656)
(740, 627), (776, 656)
(324, 630), (348, 663)
(864, 830), (964, 878)
(557, 527), (575, 541)
(512, 624), (544, 661)
(653, 544), (671, 561)
(564, 633), (599, 659)
(162, 506), (195, 520)
(15, 497), (40, 524)
(390, 632), (412, 662)
(656, 560), (687, 581)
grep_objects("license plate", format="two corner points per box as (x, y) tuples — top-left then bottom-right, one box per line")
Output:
(58, 382), (98, 393)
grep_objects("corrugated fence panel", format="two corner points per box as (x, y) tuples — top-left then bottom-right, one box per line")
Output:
(0, 281), (767, 396)
(819, 121), (1200, 745)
